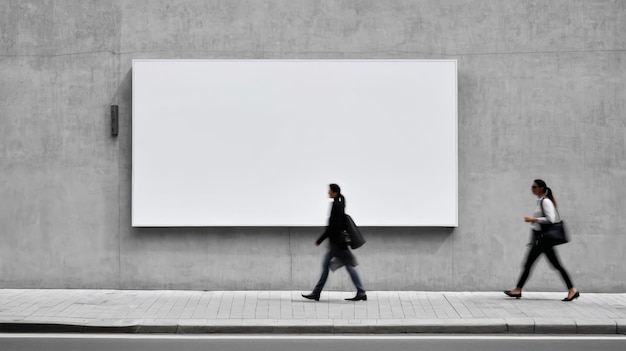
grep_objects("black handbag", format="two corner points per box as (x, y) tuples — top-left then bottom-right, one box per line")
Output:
(345, 214), (366, 249)
(539, 199), (569, 246)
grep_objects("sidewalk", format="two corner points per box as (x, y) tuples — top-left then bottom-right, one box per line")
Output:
(1, 289), (625, 334)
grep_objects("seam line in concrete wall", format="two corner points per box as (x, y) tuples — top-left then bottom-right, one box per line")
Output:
(115, 36), (122, 290)
(288, 228), (293, 291)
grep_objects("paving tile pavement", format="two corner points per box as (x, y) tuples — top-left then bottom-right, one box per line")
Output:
(1, 289), (625, 334)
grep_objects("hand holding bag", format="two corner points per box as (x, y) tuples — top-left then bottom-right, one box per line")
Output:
(540, 199), (569, 246)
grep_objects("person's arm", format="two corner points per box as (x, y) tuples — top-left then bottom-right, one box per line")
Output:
(524, 198), (557, 224)
(536, 198), (556, 224)
(316, 231), (328, 246)
(317, 200), (343, 245)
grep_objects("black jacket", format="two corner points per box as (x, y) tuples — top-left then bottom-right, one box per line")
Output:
(316, 198), (347, 248)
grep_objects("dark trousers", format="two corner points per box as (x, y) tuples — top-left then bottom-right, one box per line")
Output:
(516, 237), (574, 289)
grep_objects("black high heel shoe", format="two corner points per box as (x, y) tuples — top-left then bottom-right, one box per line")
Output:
(562, 291), (580, 302)
(345, 293), (367, 301)
(302, 293), (320, 301)
(503, 290), (522, 299)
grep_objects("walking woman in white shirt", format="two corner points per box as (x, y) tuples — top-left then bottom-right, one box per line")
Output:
(504, 179), (579, 301)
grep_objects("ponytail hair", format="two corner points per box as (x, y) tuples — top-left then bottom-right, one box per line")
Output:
(329, 183), (346, 208)
(534, 179), (557, 208)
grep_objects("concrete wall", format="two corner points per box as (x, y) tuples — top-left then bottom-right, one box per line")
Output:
(1, 0), (625, 292)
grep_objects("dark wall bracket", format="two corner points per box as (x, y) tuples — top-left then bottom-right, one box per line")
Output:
(111, 105), (119, 136)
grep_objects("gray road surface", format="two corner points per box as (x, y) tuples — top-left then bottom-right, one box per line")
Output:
(1, 334), (625, 351)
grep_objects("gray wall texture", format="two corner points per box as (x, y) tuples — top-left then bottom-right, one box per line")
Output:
(1, 0), (625, 292)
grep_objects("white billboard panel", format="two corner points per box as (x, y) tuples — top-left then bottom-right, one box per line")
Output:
(132, 60), (457, 226)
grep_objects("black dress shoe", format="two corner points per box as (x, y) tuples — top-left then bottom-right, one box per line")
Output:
(562, 291), (580, 302)
(503, 290), (522, 299)
(345, 293), (367, 301)
(302, 293), (320, 301)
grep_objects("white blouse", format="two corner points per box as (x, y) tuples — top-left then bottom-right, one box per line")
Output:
(531, 196), (560, 231)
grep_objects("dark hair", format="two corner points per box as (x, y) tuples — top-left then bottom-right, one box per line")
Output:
(534, 179), (557, 208)
(329, 183), (346, 207)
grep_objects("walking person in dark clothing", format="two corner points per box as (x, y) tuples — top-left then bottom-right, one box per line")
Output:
(504, 179), (580, 301)
(302, 184), (366, 302)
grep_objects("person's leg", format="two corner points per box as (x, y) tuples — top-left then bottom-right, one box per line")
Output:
(514, 244), (543, 290)
(543, 246), (574, 290)
(312, 250), (334, 294)
(345, 264), (365, 294)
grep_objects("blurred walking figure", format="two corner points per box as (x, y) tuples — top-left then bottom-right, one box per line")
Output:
(302, 184), (366, 302)
(504, 179), (579, 301)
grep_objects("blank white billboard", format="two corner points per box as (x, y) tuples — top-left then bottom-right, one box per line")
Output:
(132, 60), (457, 227)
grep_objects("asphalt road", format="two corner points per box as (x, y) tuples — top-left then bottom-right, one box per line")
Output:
(1, 334), (625, 351)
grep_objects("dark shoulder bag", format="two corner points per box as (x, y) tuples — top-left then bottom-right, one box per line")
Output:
(539, 199), (569, 246)
(344, 214), (366, 249)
